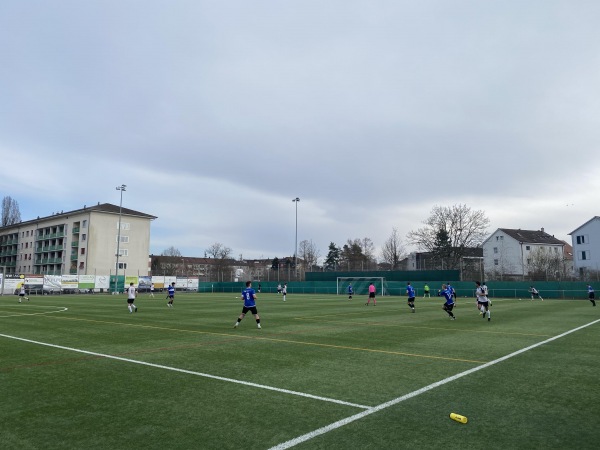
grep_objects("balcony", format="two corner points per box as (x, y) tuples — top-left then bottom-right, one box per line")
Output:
(72, 227), (80, 234)
(71, 241), (79, 247)
(69, 268), (78, 274)
(71, 254), (78, 261)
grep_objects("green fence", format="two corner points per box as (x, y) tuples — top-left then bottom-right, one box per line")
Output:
(199, 280), (593, 299)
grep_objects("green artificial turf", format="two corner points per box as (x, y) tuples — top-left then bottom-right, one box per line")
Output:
(1, 292), (599, 449)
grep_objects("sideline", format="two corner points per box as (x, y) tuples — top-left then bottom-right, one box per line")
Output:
(0, 332), (369, 410)
(269, 317), (600, 449)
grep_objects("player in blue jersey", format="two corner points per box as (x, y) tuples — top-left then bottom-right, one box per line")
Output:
(347, 284), (353, 300)
(588, 285), (596, 306)
(440, 284), (456, 320)
(406, 282), (416, 312)
(234, 281), (261, 329)
(166, 282), (175, 308)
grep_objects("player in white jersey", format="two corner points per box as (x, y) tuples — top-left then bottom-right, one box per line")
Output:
(18, 284), (29, 303)
(127, 283), (138, 313)
(475, 281), (490, 321)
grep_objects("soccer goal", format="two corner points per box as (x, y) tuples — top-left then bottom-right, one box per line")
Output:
(337, 277), (387, 296)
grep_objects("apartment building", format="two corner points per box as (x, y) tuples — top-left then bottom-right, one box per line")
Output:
(0, 203), (156, 276)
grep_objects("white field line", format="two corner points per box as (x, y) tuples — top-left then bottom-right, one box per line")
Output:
(0, 306), (68, 318)
(269, 318), (600, 450)
(0, 333), (369, 410)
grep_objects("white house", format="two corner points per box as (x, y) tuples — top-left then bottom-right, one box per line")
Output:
(569, 216), (600, 277)
(482, 228), (565, 280)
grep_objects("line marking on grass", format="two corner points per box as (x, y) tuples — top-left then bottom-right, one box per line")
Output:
(0, 332), (370, 410)
(0, 306), (68, 318)
(269, 317), (600, 450)
(293, 317), (552, 337)
(46, 316), (485, 364)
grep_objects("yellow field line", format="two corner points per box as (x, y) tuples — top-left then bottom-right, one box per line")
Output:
(46, 315), (485, 364)
(293, 317), (552, 337)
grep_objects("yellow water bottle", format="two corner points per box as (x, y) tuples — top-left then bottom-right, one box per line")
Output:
(450, 413), (468, 424)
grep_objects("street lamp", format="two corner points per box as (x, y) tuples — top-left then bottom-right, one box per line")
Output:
(114, 184), (126, 294)
(293, 197), (300, 280)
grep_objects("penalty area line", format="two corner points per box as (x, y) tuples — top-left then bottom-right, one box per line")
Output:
(269, 317), (600, 450)
(0, 333), (369, 410)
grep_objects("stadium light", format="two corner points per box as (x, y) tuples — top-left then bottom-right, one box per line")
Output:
(114, 184), (126, 294)
(293, 197), (300, 280)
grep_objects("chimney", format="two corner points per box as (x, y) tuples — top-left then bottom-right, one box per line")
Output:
(541, 227), (545, 233)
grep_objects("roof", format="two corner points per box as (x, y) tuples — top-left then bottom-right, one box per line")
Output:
(568, 216), (600, 235)
(0, 202), (157, 230)
(498, 228), (564, 245)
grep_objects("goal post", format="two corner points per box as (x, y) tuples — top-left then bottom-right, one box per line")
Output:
(337, 277), (387, 296)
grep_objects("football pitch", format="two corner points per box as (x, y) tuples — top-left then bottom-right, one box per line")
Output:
(1, 292), (599, 449)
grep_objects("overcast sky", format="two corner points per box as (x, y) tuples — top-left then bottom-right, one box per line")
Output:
(1, 1), (599, 261)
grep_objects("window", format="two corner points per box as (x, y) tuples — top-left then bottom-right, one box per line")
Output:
(527, 259), (531, 264)
(25, 242), (28, 248)
(493, 247), (498, 254)
(576, 235), (588, 245)
(82, 220), (87, 228)
(579, 250), (590, 260)
(118, 262), (128, 269)
(525, 245), (530, 251)
(82, 234), (86, 241)
(79, 262), (85, 269)
(26, 231), (29, 237)
(554, 247), (558, 253)
(81, 248), (85, 255)
(494, 259), (499, 266)
(116, 235), (129, 243)
(117, 249), (128, 257)
(116, 222), (130, 230)
(500, 236), (503, 240)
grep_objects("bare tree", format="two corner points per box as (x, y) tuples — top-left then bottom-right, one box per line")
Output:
(298, 239), (320, 273)
(527, 247), (564, 281)
(161, 246), (182, 257)
(380, 228), (406, 270)
(407, 204), (490, 269)
(1, 196), (21, 227)
(206, 242), (233, 282)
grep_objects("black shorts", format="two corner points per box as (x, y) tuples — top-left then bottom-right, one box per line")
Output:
(369, 292), (375, 298)
(19, 293), (25, 297)
(127, 298), (135, 304)
(478, 301), (489, 310)
(590, 293), (595, 300)
(408, 297), (415, 303)
(242, 306), (258, 315)
(443, 303), (454, 311)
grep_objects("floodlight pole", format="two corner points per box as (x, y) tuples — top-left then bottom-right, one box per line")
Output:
(114, 185), (126, 294)
(293, 197), (300, 280)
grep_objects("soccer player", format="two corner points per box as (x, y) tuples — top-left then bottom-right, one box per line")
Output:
(588, 285), (596, 306)
(149, 283), (155, 298)
(166, 282), (175, 307)
(347, 283), (353, 300)
(127, 282), (138, 313)
(277, 283), (282, 295)
(234, 281), (261, 329)
(475, 281), (491, 321)
(18, 284), (29, 303)
(441, 284), (456, 320)
(282, 283), (287, 302)
(366, 282), (376, 306)
(423, 283), (430, 298)
(529, 286), (543, 301)
(406, 282), (416, 312)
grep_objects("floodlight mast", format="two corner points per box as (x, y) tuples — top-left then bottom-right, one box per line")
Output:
(114, 185), (126, 294)
(293, 197), (300, 280)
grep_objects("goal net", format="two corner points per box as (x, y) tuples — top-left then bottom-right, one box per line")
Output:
(337, 277), (387, 296)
